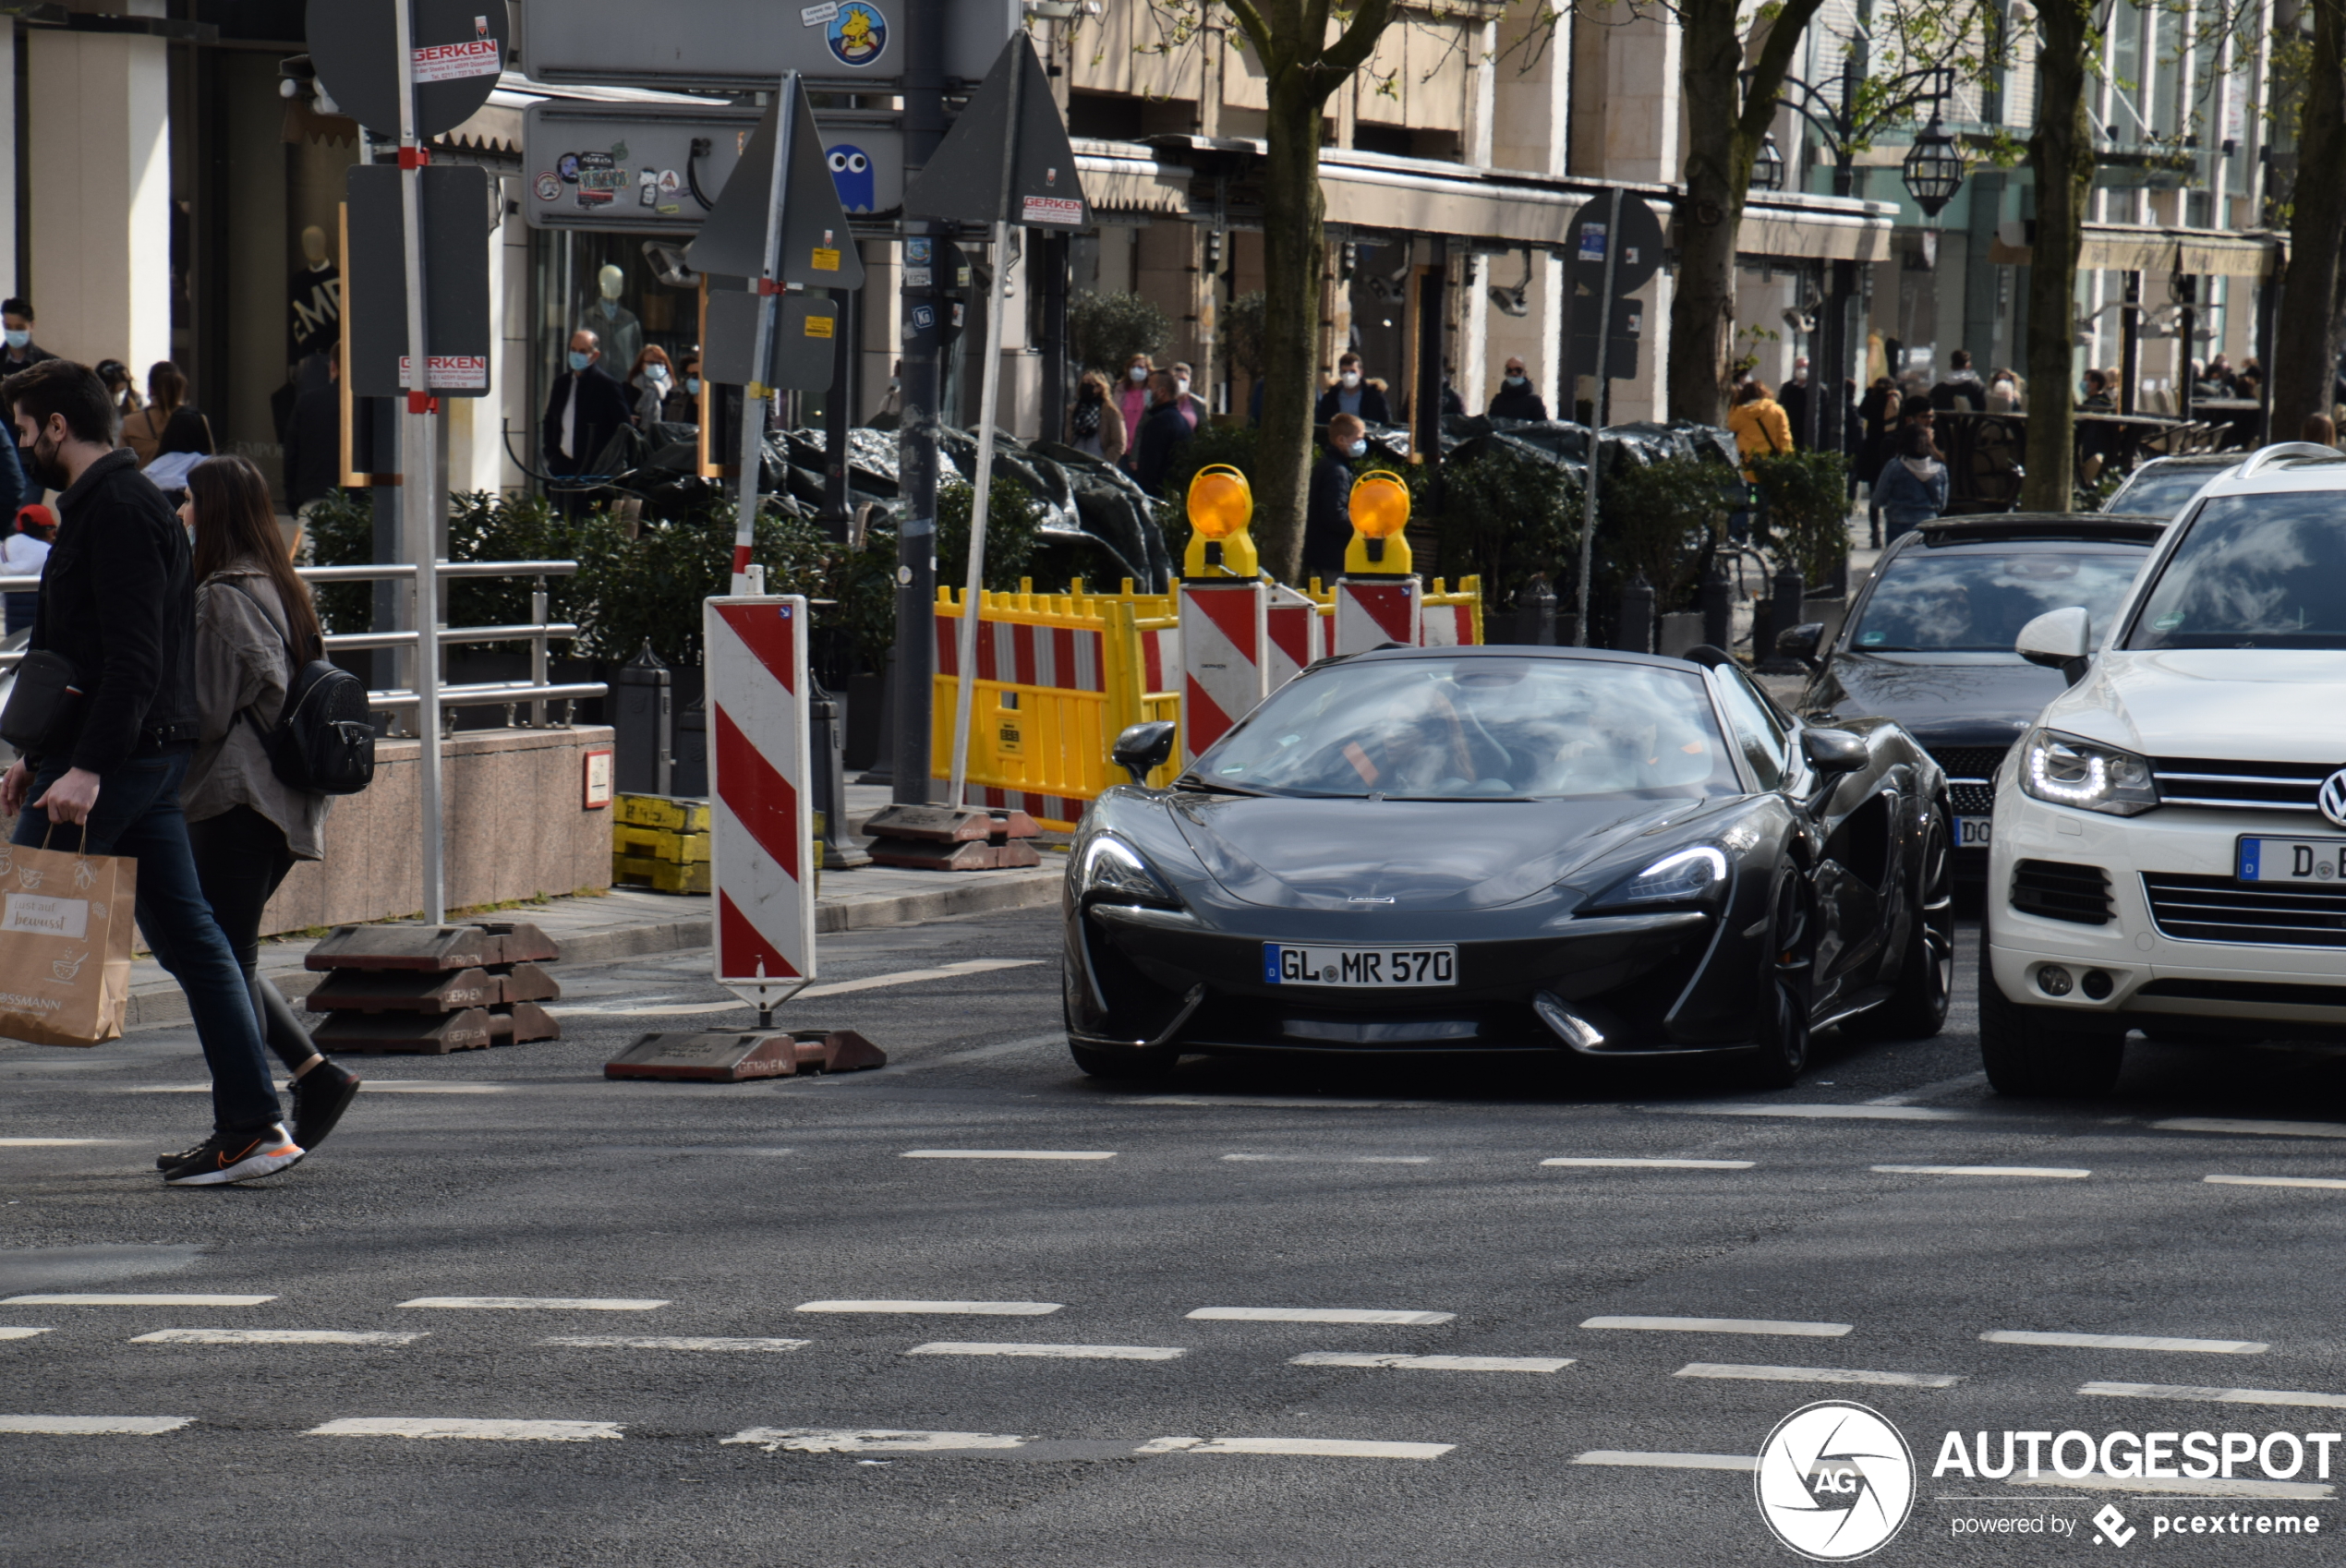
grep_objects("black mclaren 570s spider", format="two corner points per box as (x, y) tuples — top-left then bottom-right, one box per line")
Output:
(1061, 645), (1953, 1086)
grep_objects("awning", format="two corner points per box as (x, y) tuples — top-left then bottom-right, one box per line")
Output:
(1317, 157), (1588, 247)
(1735, 196), (1898, 262)
(1070, 139), (1191, 216)
(1988, 223), (2284, 278)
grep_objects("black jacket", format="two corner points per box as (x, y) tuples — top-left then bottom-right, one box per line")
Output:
(31, 449), (200, 774)
(1302, 452), (1355, 579)
(1929, 371), (1986, 413)
(1131, 401), (1192, 497)
(541, 363), (633, 474)
(1488, 383), (1548, 422)
(282, 361), (341, 509)
(1314, 382), (1391, 425)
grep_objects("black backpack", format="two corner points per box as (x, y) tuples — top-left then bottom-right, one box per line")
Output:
(236, 582), (376, 796)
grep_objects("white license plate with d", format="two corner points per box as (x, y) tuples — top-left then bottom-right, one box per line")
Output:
(2238, 836), (2346, 884)
(1264, 944), (1457, 988)
(1956, 815), (1991, 847)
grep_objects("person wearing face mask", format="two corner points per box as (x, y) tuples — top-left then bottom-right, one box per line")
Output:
(1131, 370), (1193, 498)
(1487, 356), (1547, 422)
(664, 349), (703, 423)
(1067, 369), (1126, 464)
(625, 344), (675, 427)
(1168, 361), (1206, 430)
(1116, 354), (1155, 471)
(1, 298), (54, 375)
(540, 329), (631, 515)
(1303, 414), (1367, 582)
(1314, 352), (1390, 425)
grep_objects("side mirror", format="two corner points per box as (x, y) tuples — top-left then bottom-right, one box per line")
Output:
(1110, 720), (1178, 785)
(1800, 727), (1869, 776)
(2016, 605), (2093, 684)
(1776, 621), (1825, 669)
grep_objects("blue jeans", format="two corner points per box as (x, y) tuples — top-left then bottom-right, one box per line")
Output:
(15, 750), (281, 1134)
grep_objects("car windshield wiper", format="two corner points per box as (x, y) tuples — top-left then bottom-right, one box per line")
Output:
(1175, 775), (1268, 796)
(1852, 644), (1920, 652)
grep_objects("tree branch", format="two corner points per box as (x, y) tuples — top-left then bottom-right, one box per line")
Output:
(1323, 0), (1401, 76)
(1737, 0), (1831, 143)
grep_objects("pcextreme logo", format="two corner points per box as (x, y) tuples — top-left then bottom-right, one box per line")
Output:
(1755, 1401), (1918, 1561)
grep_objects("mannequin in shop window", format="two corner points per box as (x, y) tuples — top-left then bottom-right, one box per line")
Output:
(290, 225), (341, 362)
(579, 264), (643, 380)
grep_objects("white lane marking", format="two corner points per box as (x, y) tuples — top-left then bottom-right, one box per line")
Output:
(1575, 1450), (1757, 1472)
(2205, 1173), (2346, 1190)
(1120, 1097), (1435, 1111)
(1981, 1330), (2268, 1354)
(1542, 1157), (1755, 1170)
(601, 960), (1044, 1016)
(1188, 1307), (1456, 1326)
(0, 1137), (130, 1147)
(1651, 1103), (1981, 1122)
(130, 1081), (505, 1094)
(0, 1327), (54, 1340)
(1582, 1315), (1852, 1337)
(609, 1146), (796, 1157)
(900, 1150), (1118, 1161)
(540, 1335), (810, 1353)
(308, 1417), (623, 1441)
(906, 1342), (1186, 1361)
(1223, 1153), (1433, 1164)
(1288, 1352), (1571, 1373)
(2154, 1117), (2346, 1140)
(1144, 1436), (1452, 1460)
(795, 1300), (1062, 1316)
(1872, 1164), (2091, 1178)
(397, 1297), (668, 1311)
(2081, 1381), (2346, 1409)
(131, 1330), (423, 1346)
(1675, 1362), (1961, 1389)
(0, 1415), (190, 1435)
(2, 1294), (274, 1307)
(725, 1428), (1027, 1453)
(2008, 1471), (2331, 1501)
(1867, 1070), (1990, 1106)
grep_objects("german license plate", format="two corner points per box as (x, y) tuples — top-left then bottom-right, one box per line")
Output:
(1264, 944), (1457, 988)
(1956, 815), (1991, 847)
(2237, 836), (2346, 884)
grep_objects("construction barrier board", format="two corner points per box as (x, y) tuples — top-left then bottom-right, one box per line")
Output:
(1333, 577), (1422, 656)
(1179, 579), (1269, 765)
(705, 594), (816, 1009)
(1264, 582), (1324, 691)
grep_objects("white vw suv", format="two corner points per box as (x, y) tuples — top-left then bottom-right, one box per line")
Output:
(1981, 443), (2346, 1094)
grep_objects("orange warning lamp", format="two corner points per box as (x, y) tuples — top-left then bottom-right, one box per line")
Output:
(1183, 464), (1260, 577)
(1344, 471), (1414, 575)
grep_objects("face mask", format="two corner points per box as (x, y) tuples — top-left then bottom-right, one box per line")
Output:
(1340, 370), (1361, 389)
(1504, 374), (1527, 388)
(1345, 439), (1367, 458)
(685, 377), (701, 396)
(23, 431), (67, 492)
(4, 330), (27, 351)
(1129, 366), (1148, 383)
(567, 350), (592, 373)
(1174, 377), (1191, 396)
(647, 366), (671, 385)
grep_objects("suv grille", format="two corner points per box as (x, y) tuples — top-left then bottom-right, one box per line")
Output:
(2150, 756), (2336, 814)
(2011, 860), (2112, 925)
(1928, 748), (2007, 819)
(2142, 873), (2346, 948)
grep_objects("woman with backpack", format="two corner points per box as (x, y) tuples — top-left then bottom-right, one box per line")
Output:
(123, 362), (213, 466)
(178, 454), (361, 1153)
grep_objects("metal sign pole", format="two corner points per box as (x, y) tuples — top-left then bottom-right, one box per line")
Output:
(732, 73), (799, 595)
(392, 0), (445, 923)
(945, 44), (1025, 809)
(1574, 187), (1623, 649)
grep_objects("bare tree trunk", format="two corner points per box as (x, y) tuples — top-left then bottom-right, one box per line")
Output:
(2021, 0), (2096, 512)
(1256, 68), (1325, 580)
(2273, 0), (2346, 435)
(1668, 0), (1751, 425)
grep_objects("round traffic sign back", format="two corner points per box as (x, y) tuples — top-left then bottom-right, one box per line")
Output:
(308, 0), (511, 141)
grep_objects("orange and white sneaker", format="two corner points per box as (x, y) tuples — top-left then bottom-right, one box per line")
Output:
(160, 1122), (306, 1186)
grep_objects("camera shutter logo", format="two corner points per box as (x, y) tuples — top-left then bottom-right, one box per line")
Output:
(2318, 768), (2346, 829)
(1753, 1401), (1916, 1561)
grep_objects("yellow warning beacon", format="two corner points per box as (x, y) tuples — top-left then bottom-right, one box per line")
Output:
(1343, 470), (1413, 575)
(1184, 464), (1259, 577)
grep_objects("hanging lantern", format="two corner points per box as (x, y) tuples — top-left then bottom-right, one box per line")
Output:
(1902, 114), (1965, 218)
(1751, 131), (1785, 193)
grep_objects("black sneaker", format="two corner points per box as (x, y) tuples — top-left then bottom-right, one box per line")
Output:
(155, 1140), (209, 1172)
(291, 1062), (362, 1152)
(159, 1123), (304, 1186)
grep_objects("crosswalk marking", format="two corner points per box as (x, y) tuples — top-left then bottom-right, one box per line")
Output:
(0, 1415), (190, 1435)
(1675, 1362), (1961, 1389)
(1655, 1103), (1982, 1122)
(308, 1417), (623, 1441)
(1981, 1330), (2267, 1354)
(901, 1150), (1118, 1161)
(1146, 1436), (1453, 1460)
(0, 1138), (127, 1147)
(1189, 1307), (1455, 1326)
(1222, 1153), (1432, 1164)
(2205, 1173), (2346, 1190)
(2153, 1117), (2346, 1140)
(0, 1327), (54, 1340)
(396, 1297), (669, 1311)
(726, 1428), (1027, 1453)
(906, 1342), (1186, 1360)
(2, 1294), (274, 1307)
(1872, 1164), (2091, 1178)
(1288, 1353), (1571, 1373)
(1542, 1157), (1754, 1170)
(1582, 1315), (1852, 1337)
(794, 1299), (1062, 1315)
(130, 1330), (422, 1346)
(1575, 1450), (1756, 1471)
(1121, 1097), (1433, 1110)
(540, 1335), (810, 1353)
(2080, 1381), (2346, 1409)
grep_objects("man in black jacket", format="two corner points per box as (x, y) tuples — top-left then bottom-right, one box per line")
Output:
(0, 359), (297, 1186)
(542, 328), (632, 514)
(1303, 414), (1366, 582)
(1487, 356), (1547, 421)
(1131, 371), (1193, 498)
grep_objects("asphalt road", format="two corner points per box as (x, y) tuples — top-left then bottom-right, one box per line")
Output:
(6, 904), (2346, 1566)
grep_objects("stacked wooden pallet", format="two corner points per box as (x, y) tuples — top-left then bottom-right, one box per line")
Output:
(304, 921), (564, 1054)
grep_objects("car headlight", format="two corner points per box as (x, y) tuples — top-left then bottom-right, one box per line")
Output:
(1077, 834), (1180, 907)
(2016, 729), (2159, 816)
(1596, 846), (1729, 907)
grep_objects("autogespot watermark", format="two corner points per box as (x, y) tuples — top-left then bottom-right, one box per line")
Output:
(1930, 1427), (2344, 1484)
(1755, 1401), (1917, 1561)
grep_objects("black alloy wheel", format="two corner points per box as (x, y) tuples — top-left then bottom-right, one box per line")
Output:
(1853, 805), (1954, 1041)
(1746, 873), (1817, 1089)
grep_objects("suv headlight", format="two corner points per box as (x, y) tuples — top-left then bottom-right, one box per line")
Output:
(1077, 834), (1180, 907)
(1594, 846), (1729, 908)
(2016, 729), (2159, 817)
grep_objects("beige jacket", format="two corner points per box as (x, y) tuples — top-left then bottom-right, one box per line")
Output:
(183, 562), (332, 859)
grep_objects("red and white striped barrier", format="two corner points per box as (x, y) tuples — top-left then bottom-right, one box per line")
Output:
(933, 613), (1106, 694)
(1179, 579), (1269, 763)
(1264, 583), (1324, 688)
(705, 594), (816, 1009)
(1420, 597), (1476, 646)
(1332, 578), (1421, 656)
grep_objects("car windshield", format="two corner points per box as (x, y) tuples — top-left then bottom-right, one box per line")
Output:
(2125, 491), (2346, 649)
(2110, 464), (2227, 518)
(1849, 549), (2146, 652)
(1190, 657), (1743, 801)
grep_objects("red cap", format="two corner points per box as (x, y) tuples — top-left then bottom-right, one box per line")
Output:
(15, 502), (54, 533)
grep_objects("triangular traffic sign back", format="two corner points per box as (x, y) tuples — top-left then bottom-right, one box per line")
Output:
(685, 78), (866, 290)
(901, 37), (1087, 228)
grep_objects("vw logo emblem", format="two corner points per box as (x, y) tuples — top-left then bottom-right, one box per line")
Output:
(2321, 769), (2346, 829)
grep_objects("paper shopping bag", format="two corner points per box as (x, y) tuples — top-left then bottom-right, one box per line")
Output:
(0, 837), (137, 1046)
